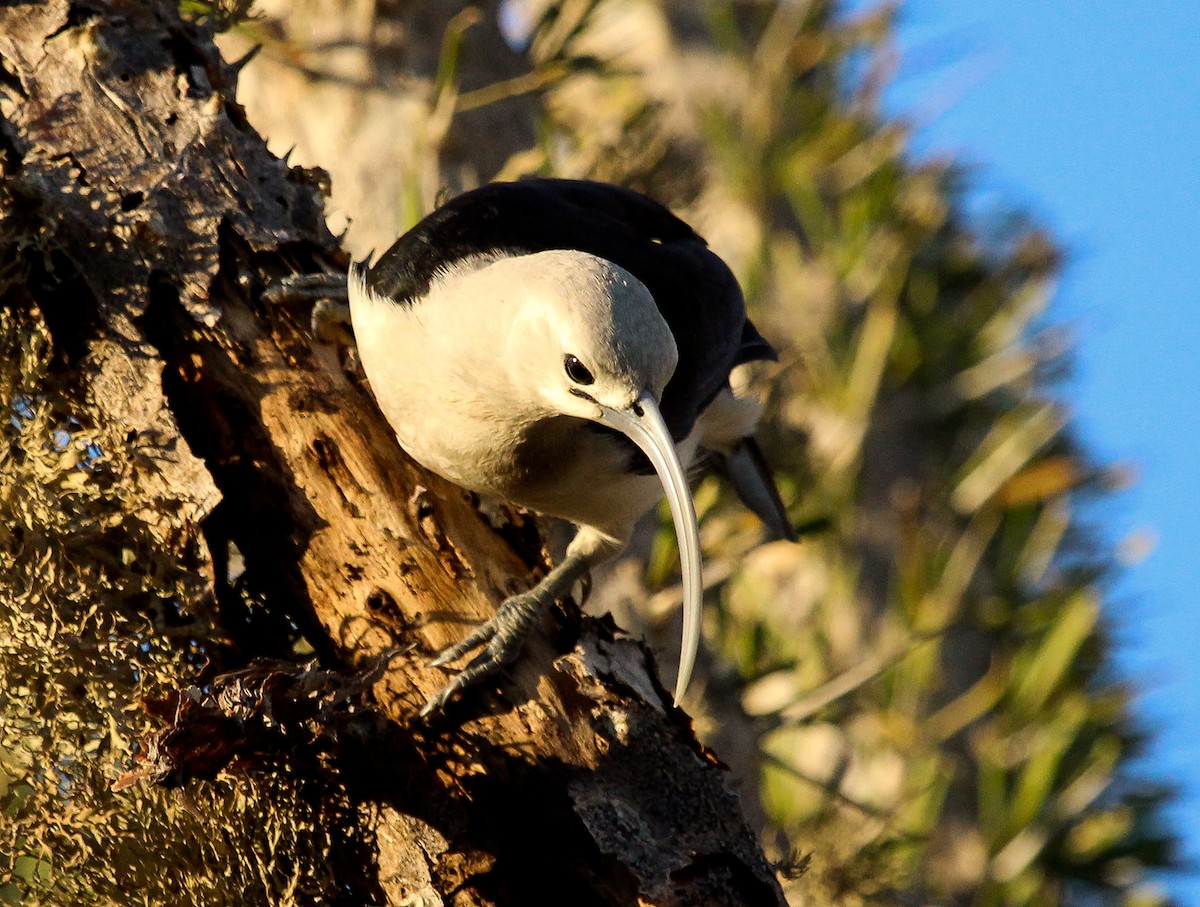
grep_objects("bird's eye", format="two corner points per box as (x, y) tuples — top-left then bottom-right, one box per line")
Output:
(564, 354), (595, 386)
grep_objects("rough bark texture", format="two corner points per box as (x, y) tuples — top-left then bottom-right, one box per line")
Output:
(0, 2), (783, 904)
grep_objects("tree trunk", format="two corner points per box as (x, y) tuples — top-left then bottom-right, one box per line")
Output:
(0, 2), (782, 904)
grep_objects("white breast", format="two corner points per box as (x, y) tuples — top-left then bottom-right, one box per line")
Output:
(348, 258), (699, 544)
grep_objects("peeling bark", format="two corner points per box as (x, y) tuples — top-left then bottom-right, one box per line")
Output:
(0, 1), (782, 904)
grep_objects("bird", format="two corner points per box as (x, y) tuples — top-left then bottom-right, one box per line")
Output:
(297, 178), (794, 716)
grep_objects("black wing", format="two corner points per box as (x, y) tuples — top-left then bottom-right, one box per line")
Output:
(365, 178), (775, 439)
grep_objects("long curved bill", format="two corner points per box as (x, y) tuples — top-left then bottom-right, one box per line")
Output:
(597, 390), (702, 705)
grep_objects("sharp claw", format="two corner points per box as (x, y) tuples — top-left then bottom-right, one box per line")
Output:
(419, 685), (455, 718)
(427, 621), (497, 667)
(419, 591), (549, 717)
(426, 650), (455, 669)
(420, 674), (466, 717)
(420, 642), (515, 718)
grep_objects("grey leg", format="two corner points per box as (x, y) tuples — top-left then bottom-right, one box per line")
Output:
(310, 297), (353, 342)
(262, 272), (352, 341)
(420, 528), (619, 717)
(263, 272), (349, 305)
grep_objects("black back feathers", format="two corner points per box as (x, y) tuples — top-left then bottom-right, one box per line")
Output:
(365, 178), (776, 438)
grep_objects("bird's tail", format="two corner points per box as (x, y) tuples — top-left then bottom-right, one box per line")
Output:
(714, 437), (796, 543)
(694, 387), (795, 542)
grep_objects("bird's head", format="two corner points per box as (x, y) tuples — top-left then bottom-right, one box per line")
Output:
(504, 250), (678, 417)
(494, 250), (704, 704)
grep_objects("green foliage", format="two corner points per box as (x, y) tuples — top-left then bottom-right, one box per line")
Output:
(693, 5), (1173, 906)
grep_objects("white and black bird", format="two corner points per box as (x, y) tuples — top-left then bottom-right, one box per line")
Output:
(316, 178), (793, 715)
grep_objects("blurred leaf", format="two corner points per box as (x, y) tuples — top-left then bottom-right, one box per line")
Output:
(926, 656), (1008, 742)
(844, 299), (898, 421)
(1053, 736), (1120, 822)
(1016, 499), (1071, 588)
(997, 456), (1083, 508)
(1012, 591), (1099, 715)
(1066, 806), (1136, 863)
(953, 403), (1066, 513)
(1009, 695), (1087, 833)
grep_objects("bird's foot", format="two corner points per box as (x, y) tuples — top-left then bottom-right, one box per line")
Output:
(263, 271), (349, 306)
(263, 272), (352, 343)
(420, 589), (548, 717)
(310, 297), (352, 342)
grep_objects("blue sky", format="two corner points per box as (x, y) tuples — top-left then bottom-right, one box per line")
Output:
(853, 1), (1200, 900)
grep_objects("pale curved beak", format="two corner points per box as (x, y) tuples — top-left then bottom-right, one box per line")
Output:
(596, 390), (702, 705)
